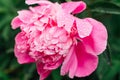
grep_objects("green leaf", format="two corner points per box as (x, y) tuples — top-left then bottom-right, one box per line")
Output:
(90, 1), (120, 15)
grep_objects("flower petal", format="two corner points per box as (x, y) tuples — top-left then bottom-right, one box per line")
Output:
(76, 18), (93, 38)
(61, 46), (77, 78)
(25, 0), (52, 5)
(14, 32), (35, 64)
(61, 1), (86, 14)
(14, 45), (35, 64)
(61, 42), (98, 78)
(74, 42), (98, 77)
(11, 17), (22, 29)
(44, 57), (64, 70)
(17, 10), (33, 23)
(82, 18), (108, 55)
(68, 48), (78, 78)
(56, 3), (75, 32)
(36, 62), (51, 80)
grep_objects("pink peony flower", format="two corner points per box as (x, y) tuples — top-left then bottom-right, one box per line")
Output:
(11, 0), (108, 80)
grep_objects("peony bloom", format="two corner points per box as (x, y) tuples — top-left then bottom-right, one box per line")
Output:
(11, 0), (108, 80)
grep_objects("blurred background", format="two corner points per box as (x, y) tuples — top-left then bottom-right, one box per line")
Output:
(0, 0), (120, 80)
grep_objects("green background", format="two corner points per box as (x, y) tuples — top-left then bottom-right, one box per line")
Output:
(0, 0), (120, 80)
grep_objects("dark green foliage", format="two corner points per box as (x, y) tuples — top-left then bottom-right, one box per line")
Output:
(0, 0), (120, 80)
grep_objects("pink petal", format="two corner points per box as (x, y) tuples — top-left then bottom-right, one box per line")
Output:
(36, 62), (51, 80)
(14, 32), (35, 64)
(11, 17), (22, 29)
(15, 32), (28, 45)
(25, 0), (52, 5)
(68, 48), (78, 78)
(14, 45), (35, 64)
(61, 1), (86, 14)
(74, 42), (98, 77)
(76, 18), (93, 38)
(61, 46), (77, 78)
(18, 10), (33, 23)
(44, 57), (63, 70)
(61, 42), (98, 78)
(56, 4), (75, 32)
(82, 18), (108, 55)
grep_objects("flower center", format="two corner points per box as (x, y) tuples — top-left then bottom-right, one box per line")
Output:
(33, 27), (72, 56)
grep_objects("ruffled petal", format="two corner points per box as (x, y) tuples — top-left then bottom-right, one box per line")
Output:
(18, 10), (33, 23)
(82, 18), (108, 55)
(44, 57), (63, 70)
(76, 18), (93, 38)
(14, 32), (35, 64)
(56, 3), (75, 32)
(14, 45), (35, 64)
(61, 46), (77, 78)
(36, 62), (51, 80)
(61, 1), (86, 14)
(11, 17), (22, 29)
(57, 14), (75, 32)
